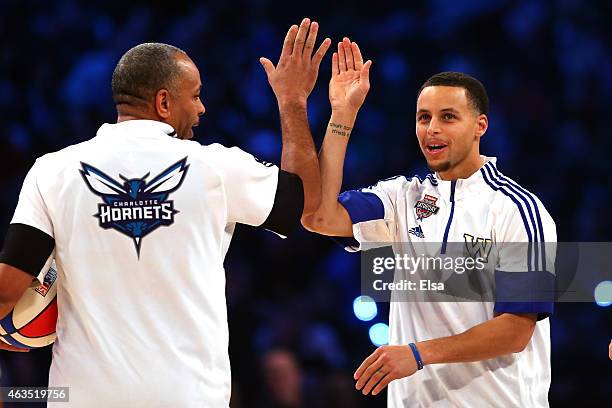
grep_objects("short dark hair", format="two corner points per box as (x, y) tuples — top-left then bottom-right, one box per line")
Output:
(417, 72), (489, 115)
(111, 43), (187, 106)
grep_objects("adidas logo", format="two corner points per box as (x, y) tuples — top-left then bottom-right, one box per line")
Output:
(408, 225), (425, 238)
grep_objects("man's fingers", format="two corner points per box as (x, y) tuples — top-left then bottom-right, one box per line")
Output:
(303, 21), (318, 59)
(311, 38), (331, 71)
(361, 369), (387, 395)
(352, 42), (364, 70)
(360, 60), (372, 89)
(292, 18), (311, 57)
(343, 37), (354, 70)
(354, 348), (382, 380)
(371, 373), (394, 396)
(338, 42), (347, 72)
(259, 57), (276, 77)
(280, 25), (299, 61)
(331, 52), (339, 77)
(356, 355), (384, 389)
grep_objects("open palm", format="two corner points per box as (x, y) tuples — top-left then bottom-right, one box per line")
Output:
(329, 38), (372, 112)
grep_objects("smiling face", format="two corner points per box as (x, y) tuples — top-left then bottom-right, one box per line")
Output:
(162, 55), (205, 139)
(416, 86), (488, 179)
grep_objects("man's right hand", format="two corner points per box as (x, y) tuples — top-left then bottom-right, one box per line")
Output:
(300, 38), (372, 237)
(329, 37), (372, 115)
(260, 18), (331, 107)
(0, 263), (37, 352)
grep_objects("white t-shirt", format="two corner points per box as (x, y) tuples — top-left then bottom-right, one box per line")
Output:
(339, 157), (556, 408)
(10, 120), (291, 407)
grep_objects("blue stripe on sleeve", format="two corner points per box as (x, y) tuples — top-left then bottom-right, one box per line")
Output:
(489, 164), (547, 271)
(484, 163), (540, 271)
(493, 270), (555, 320)
(338, 190), (385, 224)
(481, 167), (535, 271)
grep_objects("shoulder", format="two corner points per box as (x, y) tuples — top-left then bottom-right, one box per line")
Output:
(363, 173), (437, 197)
(198, 142), (249, 157)
(30, 139), (95, 176)
(197, 142), (272, 166)
(480, 162), (556, 238)
(192, 142), (278, 188)
(338, 173), (436, 223)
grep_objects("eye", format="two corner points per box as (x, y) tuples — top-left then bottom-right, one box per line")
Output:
(443, 113), (456, 120)
(417, 113), (431, 122)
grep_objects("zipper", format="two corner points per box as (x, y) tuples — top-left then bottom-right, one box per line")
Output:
(440, 181), (456, 254)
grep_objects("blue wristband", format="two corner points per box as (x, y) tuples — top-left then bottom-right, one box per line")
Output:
(409, 343), (424, 370)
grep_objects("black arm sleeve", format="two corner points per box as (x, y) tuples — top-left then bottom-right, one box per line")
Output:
(260, 170), (304, 237)
(0, 223), (55, 277)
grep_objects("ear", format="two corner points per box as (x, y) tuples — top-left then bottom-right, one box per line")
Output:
(475, 114), (488, 139)
(154, 89), (171, 119)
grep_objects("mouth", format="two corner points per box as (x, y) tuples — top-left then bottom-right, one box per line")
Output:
(425, 143), (448, 156)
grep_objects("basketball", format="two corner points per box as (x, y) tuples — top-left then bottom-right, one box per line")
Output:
(0, 260), (58, 349)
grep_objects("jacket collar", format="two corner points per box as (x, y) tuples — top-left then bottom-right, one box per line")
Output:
(432, 156), (497, 201)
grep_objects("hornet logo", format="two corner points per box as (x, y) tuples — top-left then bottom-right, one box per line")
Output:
(80, 158), (189, 257)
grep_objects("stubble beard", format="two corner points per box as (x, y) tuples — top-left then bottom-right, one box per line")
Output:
(426, 160), (451, 173)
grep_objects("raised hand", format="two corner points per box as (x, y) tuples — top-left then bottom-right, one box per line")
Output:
(330, 37), (372, 113)
(260, 18), (331, 107)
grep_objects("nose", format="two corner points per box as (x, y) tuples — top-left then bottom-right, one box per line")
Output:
(199, 100), (205, 116)
(426, 117), (441, 136)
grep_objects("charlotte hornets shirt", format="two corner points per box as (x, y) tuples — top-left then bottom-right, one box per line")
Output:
(2, 120), (303, 407)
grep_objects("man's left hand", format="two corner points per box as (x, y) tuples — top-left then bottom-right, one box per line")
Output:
(354, 345), (418, 396)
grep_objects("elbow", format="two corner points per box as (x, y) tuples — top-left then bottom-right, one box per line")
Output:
(301, 212), (323, 233)
(301, 204), (353, 237)
(511, 339), (530, 354)
(496, 312), (538, 354)
(301, 215), (315, 232)
(300, 201), (319, 220)
(510, 325), (537, 354)
(301, 210), (333, 234)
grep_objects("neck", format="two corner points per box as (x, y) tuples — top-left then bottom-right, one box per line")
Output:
(116, 104), (160, 124)
(437, 154), (485, 181)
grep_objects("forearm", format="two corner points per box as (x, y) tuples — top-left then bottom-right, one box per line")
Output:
(0, 263), (34, 319)
(417, 313), (537, 365)
(301, 109), (356, 235)
(278, 101), (321, 216)
(319, 110), (356, 212)
(0, 301), (15, 320)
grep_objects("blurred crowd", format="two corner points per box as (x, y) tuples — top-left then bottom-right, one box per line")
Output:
(1, 0), (610, 406)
